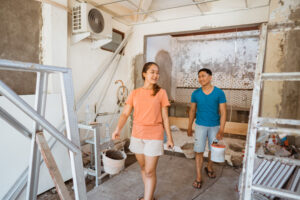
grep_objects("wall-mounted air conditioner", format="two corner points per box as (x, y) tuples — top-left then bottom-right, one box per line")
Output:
(72, 2), (112, 41)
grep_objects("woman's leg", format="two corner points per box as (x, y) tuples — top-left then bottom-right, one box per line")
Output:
(144, 155), (159, 200)
(135, 153), (146, 184)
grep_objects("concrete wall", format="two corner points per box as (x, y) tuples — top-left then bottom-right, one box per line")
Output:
(262, 0), (300, 119)
(0, 0), (42, 94)
(125, 5), (269, 101)
(67, 0), (131, 138)
(129, 6), (269, 106)
(146, 36), (173, 99)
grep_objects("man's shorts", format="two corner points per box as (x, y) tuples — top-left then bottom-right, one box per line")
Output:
(129, 136), (164, 156)
(194, 124), (220, 153)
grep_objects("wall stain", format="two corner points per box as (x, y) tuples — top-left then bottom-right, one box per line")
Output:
(278, 4), (300, 119)
(133, 54), (144, 89)
(155, 50), (172, 98)
(289, 7), (300, 20)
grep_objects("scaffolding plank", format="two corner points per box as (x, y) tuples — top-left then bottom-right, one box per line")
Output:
(36, 132), (72, 200)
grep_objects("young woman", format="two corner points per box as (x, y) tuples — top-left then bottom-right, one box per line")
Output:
(112, 62), (174, 200)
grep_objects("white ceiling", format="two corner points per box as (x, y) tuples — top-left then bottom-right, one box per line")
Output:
(86, 0), (270, 25)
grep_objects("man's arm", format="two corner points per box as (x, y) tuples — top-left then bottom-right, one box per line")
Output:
(187, 103), (197, 137)
(216, 103), (226, 140)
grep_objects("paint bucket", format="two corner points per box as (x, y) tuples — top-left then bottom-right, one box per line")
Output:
(211, 140), (226, 163)
(103, 149), (127, 175)
(181, 143), (195, 159)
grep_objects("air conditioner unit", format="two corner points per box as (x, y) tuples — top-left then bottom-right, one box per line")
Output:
(72, 2), (112, 40)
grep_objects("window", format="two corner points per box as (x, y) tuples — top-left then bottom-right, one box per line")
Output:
(101, 29), (124, 54)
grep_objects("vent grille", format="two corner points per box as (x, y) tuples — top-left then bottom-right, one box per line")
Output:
(72, 5), (81, 31)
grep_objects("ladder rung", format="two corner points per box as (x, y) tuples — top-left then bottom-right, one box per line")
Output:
(78, 123), (100, 131)
(84, 168), (96, 176)
(257, 126), (300, 135)
(84, 139), (94, 145)
(252, 184), (300, 199)
(257, 117), (300, 126)
(261, 72), (300, 81)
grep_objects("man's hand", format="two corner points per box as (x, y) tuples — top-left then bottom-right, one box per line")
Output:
(216, 130), (224, 140)
(187, 128), (193, 137)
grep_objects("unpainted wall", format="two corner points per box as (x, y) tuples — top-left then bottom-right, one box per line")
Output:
(171, 31), (259, 109)
(262, 0), (300, 119)
(0, 0), (42, 94)
(155, 50), (172, 99)
(133, 54), (144, 88)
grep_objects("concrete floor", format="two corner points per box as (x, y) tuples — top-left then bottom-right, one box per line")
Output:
(87, 155), (240, 200)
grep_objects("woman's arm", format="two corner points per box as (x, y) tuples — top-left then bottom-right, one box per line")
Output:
(162, 106), (174, 148)
(112, 104), (133, 140)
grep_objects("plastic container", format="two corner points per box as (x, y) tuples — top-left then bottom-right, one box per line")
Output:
(211, 142), (226, 163)
(103, 149), (127, 175)
(180, 143), (195, 159)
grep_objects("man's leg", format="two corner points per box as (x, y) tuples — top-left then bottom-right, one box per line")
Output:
(206, 126), (220, 177)
(195, 152), (204, 183)
(207, 151), (213, 172)
(193, 125), (208, 187)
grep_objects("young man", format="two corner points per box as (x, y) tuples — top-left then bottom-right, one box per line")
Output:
(187, 68), (226, 189)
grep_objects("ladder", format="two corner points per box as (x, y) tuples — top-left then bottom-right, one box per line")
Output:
(240, 23), (300, 199)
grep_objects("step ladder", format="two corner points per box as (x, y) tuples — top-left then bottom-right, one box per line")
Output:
(240, 23), (300, 200)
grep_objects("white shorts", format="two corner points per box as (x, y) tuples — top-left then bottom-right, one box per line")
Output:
(129, 137), (164, 157)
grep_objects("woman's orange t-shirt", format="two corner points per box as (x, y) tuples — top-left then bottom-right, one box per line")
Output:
(125, 88), (170, 140)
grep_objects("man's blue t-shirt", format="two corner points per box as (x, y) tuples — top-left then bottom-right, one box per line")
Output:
(191, 86), (226, 127)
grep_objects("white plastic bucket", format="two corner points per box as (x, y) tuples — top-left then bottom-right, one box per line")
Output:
(211, 143), (226, 163)
(103, 149), (127, 175)
(181, 143), (195, 159)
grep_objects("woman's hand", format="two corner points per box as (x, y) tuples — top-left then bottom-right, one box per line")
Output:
(167, 139), (174, 149)
(112, 130), (120, 140)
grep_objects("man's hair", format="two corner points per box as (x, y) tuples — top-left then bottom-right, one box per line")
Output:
(198, 68), (212, 76)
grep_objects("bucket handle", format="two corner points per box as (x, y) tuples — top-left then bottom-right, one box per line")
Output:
(212, 139), (226, 147)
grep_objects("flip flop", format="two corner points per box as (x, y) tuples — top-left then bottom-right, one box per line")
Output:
(205, 167), (216, 179)
(137, 197), (156, 200)
(192, 180), (202, 189)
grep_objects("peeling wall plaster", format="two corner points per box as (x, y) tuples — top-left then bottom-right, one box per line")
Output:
(262, 0), (300, 119)
(172, 31), (259, 90)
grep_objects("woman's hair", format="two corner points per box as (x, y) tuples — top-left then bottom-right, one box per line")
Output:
(142, 62), (161, 96)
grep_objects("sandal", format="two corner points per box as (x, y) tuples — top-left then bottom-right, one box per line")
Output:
(192, 180), (202, 189)
(205, 167), (216, 179)
(137, 197), (156, 200)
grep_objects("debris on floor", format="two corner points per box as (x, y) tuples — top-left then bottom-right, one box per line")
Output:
(169, 129), (246, 167)
(258, 134), (300, 159)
